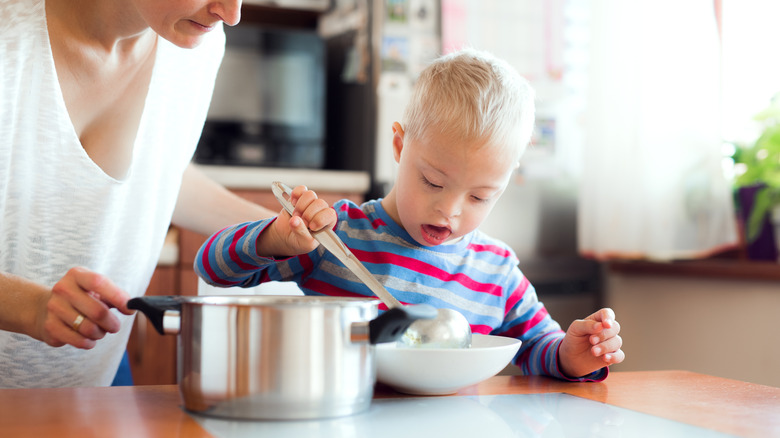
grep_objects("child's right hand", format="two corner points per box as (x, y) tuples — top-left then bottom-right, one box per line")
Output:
(263, 185), (337, 257)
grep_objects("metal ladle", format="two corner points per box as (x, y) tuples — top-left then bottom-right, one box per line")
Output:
(272, 181), (472, 349)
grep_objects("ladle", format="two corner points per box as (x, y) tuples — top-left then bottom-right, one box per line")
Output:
(272, 181), (472, 348)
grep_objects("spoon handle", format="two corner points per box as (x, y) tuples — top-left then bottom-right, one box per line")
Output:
(272, 181), (403, 309)
(313, 228), (403, 308)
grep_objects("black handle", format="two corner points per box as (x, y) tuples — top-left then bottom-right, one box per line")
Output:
(128, 296), (186, 335)
(368, 305), (437, 344)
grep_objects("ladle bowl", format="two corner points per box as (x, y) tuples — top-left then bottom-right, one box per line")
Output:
(400, 308), (472, 349)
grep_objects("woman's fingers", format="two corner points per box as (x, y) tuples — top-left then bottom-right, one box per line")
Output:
(44, 267), (131, 349)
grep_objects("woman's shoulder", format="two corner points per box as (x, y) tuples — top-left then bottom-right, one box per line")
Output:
(1, 0), (46, 44)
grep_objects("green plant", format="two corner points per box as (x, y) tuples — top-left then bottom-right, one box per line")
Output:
(733, 96), (780, 242)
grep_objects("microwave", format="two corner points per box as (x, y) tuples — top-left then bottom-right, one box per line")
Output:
(194, 25), (326, 168)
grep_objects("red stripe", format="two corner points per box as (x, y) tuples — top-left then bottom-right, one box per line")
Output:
(466, 242), (511, 258)
(200, 230), (240, 286)
(345, 204), (368, 219)
(352, 249), (503, 296)
(371, 218), (386, 229)
(300, 278), (401, 311)
(227, 225), (260, 271)
(504, 276), (530, 316)
(518, 348), (532, 372)
(302, 278), (373, 299)
(502, 307), (550, 339)
(540, 341), (552, 375)
(471, 324), (493, 335)
(298, 252), (314, 273)
(259, 271), (272, 283)
(340, 204), (386, 229)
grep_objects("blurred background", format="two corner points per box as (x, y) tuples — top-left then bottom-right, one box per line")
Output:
(129, 0), (780, 388)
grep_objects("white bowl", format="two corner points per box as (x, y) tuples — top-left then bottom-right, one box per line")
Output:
(375, 334), (522, 395)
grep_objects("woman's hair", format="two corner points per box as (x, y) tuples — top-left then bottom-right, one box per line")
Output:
(402, 48), (536, 162)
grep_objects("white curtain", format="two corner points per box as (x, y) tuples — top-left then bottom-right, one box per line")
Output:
(578, 0), (738, 260)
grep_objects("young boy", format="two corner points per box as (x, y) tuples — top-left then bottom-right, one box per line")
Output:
(195, 49), (624, 381)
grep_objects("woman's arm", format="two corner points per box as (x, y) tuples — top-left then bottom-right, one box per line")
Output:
(0, 273), (49, 340)
(172, 163), (277, 236)
(0, 268), (132, 349)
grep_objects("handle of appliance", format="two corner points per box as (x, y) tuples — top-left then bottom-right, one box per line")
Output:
(128, 296), (186, 335)
(271, 181), (403, 309)
(363, 305), (438, 344)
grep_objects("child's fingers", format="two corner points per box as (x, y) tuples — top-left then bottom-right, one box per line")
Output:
(602, 348), (626, 365)
(308, 206), (337, 232)
(589, 307), (616, 326)
(293, 188), (318, 213)
(589, 319), (621, 345)
(566, 318), (604, 338)
(288, 216), (310, 240)
(591, 335), (623, 357)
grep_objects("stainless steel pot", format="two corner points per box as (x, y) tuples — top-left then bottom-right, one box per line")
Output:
(128, 295), (434, 420)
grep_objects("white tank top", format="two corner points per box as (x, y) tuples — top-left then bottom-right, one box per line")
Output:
(0, 0), (225, 387)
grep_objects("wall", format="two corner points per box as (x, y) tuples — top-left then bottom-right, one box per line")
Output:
(605, 271), (780, 387)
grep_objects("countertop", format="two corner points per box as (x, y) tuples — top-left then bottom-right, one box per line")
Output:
(1, 371), (777, 437)
(194, 164), (371, 193)
(608, 257), (780, 281)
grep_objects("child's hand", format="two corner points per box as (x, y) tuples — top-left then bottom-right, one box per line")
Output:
(263, 186), (337, 257)
(558, 308), (624, 378)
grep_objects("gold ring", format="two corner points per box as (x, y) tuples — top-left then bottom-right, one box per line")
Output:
(71, 314), (85, 332)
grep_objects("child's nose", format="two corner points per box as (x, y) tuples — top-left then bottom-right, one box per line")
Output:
(436, 196), (461, 219)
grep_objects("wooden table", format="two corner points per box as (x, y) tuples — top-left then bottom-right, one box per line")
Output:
(0, 371), (777, 437)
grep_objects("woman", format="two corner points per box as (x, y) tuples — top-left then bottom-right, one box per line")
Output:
(0, 0), (274, 387)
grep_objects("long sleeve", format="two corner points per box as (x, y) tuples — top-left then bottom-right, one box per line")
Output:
(492, 264), (607, 382)
(194, 219), (277, 288)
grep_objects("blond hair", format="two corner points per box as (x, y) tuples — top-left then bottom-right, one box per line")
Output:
(402, 49), (535, 162)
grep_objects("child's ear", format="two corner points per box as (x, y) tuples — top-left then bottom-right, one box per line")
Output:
(391, 122), (405, 163)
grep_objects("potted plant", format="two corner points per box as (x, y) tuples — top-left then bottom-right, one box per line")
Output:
(732, 95), (780, 260)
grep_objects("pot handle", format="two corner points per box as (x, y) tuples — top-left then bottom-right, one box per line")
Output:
(368, 304), (437, 344)
(127, 296), (186, 335)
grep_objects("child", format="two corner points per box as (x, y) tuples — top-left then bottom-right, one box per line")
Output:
(195, 49), (624, 381)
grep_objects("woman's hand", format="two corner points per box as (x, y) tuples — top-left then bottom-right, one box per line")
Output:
(40, 267), (134, 349)
(558, 308), (625, 378)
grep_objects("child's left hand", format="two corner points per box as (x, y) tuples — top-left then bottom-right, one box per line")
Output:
(558, 308), (624, 378)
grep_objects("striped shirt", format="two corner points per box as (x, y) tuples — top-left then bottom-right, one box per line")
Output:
(195, 199), (606, 381)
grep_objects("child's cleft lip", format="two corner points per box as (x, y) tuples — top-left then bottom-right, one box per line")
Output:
(421, 224), (452, 244)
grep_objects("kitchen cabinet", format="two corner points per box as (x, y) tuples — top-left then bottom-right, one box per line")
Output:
(128, 183), (366, 385)
(604, 265), (780, 388)
(126, 265), (178, 385)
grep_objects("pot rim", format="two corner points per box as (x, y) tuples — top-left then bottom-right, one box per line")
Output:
(180, 295), (381, 308)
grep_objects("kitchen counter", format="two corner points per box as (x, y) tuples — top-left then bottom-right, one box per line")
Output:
(194, 164), (371, 192)
(1, 371), (777, 437)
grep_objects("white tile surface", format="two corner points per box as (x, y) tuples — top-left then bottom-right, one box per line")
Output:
(192, 393), (734, 438)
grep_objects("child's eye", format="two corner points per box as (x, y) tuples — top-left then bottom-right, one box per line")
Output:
(472, 195), (489, 203)
(421, 176), (442, 189)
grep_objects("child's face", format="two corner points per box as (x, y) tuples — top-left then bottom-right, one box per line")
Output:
(389, 125), (517, 246)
